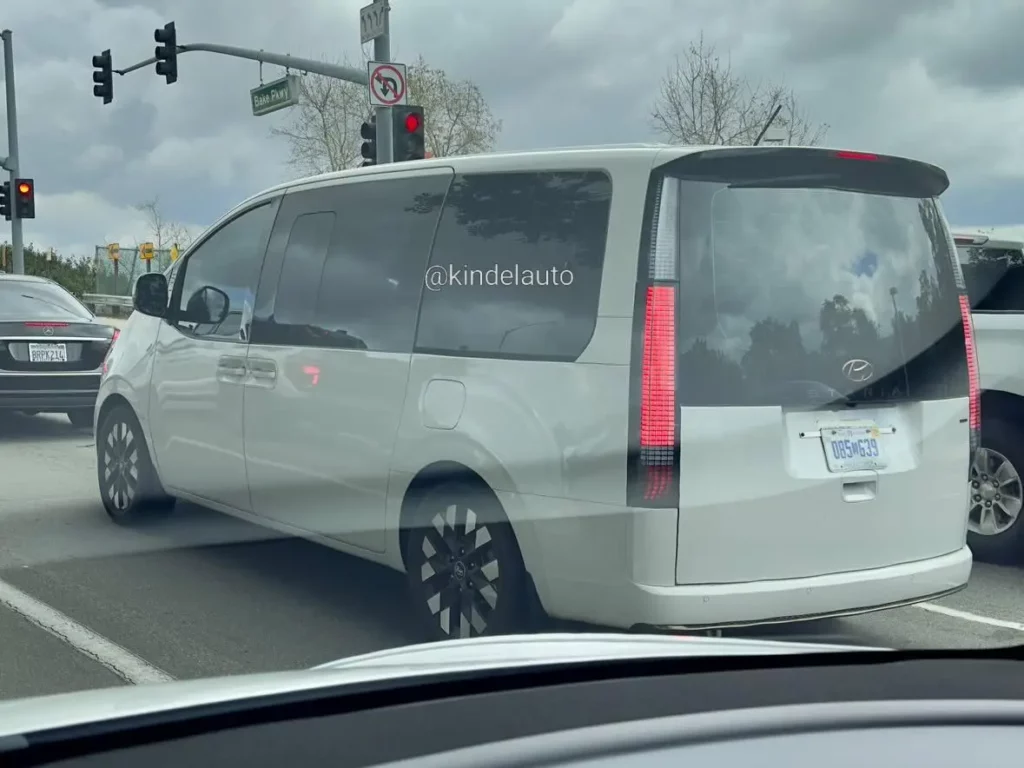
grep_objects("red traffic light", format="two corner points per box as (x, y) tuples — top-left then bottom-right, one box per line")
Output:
(16, 181), (31, 196)
(403, 113), (422, 133)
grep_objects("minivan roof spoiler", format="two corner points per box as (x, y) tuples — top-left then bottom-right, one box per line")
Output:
(656, 146), (950, 199)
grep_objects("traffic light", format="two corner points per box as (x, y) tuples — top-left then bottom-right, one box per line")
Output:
(0, 181), (9, 221)
(154, 22), (178, 84)
(360, 114), (377, 167)
(92, 49), (113, 104)
(14, 179), (35, 219)
(392, 105), (426, 162)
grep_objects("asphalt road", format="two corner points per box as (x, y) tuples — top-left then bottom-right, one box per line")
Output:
(0, 411), (1022, 702)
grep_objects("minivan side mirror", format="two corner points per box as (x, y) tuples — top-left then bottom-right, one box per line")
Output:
(133, 273), (168, 318)
(183, 285), (230, 325)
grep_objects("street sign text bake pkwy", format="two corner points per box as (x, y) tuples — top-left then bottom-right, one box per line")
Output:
(250, 75), (301, 117)
(368, 61), (407, 107)
(360, 1), (390, 44)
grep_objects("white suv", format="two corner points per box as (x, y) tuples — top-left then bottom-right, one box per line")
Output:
(96, 145), (976, 640)
(955, 232), (1024, 562)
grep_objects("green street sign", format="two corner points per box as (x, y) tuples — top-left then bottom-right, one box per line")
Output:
(250, 74), (300, 117)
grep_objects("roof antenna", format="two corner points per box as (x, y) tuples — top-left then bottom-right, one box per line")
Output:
(753, 104), (783, 146)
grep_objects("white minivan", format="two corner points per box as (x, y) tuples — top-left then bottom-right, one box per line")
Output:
(96, 145), (976, 640)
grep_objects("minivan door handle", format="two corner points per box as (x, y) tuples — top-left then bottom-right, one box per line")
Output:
(216, 355), (248, 383)
(247, 358), (277, 383)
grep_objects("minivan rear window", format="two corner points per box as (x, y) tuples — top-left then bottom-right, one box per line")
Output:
(669, 158), (967, 408)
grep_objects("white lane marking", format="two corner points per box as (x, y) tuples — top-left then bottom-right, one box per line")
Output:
(915, 601), (1024, 632)
(0, 578), (174, 684)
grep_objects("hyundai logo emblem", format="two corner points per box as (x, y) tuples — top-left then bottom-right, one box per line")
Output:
(842, 359), (874, 383)
(43, 327), (53, 336)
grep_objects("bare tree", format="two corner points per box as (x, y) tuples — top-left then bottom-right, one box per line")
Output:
(405, 56), (502, 158)
(271, 54), (502, 174)
(269, 56), (369, 174)
(136, 198), (195, 252)
(650, 34), (828, 147)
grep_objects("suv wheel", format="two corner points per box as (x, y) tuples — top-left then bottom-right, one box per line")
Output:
(967, 418), (1024, 563)
(404, 482), (533, 640)
(97, 404), (175, 525)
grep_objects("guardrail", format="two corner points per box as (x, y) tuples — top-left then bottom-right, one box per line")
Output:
(83, 293), (133, 317)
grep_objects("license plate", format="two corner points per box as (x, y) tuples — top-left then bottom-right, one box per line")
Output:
(28, 342), (68, 363)
(821, 425), (886, 472)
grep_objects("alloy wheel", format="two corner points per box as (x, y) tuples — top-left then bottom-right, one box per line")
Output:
(969, 447), (1023, 536)
(419, 503), (501, 638)
(103, 419), (139, 512)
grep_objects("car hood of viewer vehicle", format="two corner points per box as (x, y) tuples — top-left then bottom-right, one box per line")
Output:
(0, 632), (884, 739)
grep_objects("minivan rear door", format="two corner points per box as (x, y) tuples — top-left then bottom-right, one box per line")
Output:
(656, 148), (972, 585)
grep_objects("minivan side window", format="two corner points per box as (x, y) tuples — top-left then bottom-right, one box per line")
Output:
(252, 174), (451, 351)
(176, 202), (277, 341)
(415, 171), (612, 361)
(276, 212), (337, 328)
(958, 246), (1024, 312)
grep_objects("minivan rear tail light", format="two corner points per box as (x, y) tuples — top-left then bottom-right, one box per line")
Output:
(959, 295), (981, 456)
(640, 285), (677, 500)
(629, 176), (680, 508)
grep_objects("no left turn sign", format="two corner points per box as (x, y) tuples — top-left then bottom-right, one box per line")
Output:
(368, 61), (407, 107)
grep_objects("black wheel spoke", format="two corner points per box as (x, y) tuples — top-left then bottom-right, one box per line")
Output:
(424, 525), (450, 558)
(459, 586), (478, 636)
(466, 535), (494, 563)
(437, 582), (462, 627)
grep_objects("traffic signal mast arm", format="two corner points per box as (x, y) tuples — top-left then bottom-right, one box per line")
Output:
(112, 41), (368, 86)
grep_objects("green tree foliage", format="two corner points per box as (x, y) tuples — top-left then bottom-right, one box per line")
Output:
(1, 243), (96, 299)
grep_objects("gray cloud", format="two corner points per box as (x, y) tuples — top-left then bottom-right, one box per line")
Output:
(1, 0), (1023, 259)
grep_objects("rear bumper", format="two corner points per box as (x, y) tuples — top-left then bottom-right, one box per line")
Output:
(517, 497), (972, 629)
(0, 372), (101, 412)
(629, 546), (972, 631)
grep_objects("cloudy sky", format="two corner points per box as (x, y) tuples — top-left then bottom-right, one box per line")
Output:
(0, 0), (1022, 262)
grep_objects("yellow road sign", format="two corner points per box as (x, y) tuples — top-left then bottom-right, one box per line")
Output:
(170, 243), (180, 262)
(107, 242), (120, 261)
(140, 241), (155, 261)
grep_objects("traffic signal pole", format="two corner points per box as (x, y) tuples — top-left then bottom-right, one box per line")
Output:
(373, 28), (394, 165)
(113, 42), (368, 88)
(1, 30), (24, 274)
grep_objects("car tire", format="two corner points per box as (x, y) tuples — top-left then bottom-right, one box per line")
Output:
(967, 418), (1024, 564)
(96, 404), (175, 525)
(404, 481), (534, 641)
(67, 408), (93, 429)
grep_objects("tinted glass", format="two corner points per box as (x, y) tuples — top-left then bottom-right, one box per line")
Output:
(276, 212), (336, 327)
(415, 171), (612, 360)
(957, 245), (1024, 312)
(0, 280), (92, 321)
(311, 174), (451, 352)
(674, 180), (967, 407)
(177, 202), (277, 340)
